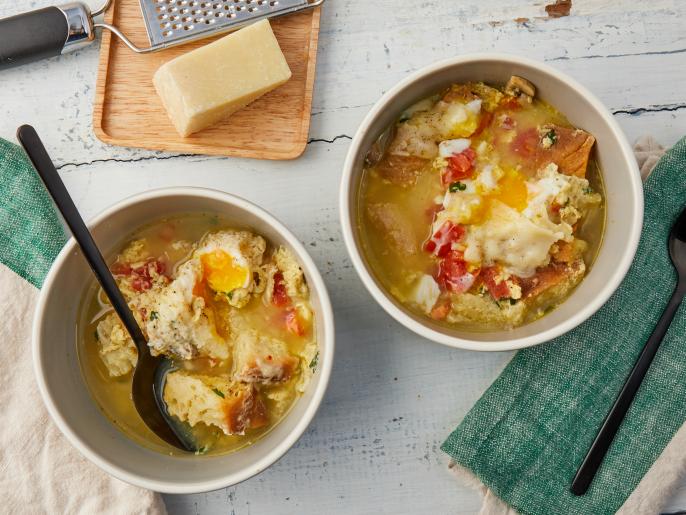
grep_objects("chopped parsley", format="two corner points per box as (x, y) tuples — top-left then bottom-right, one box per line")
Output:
(149, 310), (159, 321)
(194, 445), (209, 456)
(449, 181), (467, 192)
(225, 291), (234, 300)
(509, 298), (518, 305)
(212, 388), (225, 398)
(545, 129), (557, 145)
(309, 352), (319, 371)
(583, 186), (594, 195)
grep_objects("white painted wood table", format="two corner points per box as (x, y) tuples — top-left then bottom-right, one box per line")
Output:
(2, 1), (686, 513)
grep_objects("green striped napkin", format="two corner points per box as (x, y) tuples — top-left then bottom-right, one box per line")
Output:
(442, 138), (686, 514)
(0, 138), (66, 286)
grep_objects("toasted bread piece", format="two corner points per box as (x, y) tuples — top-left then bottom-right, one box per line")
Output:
(95, 312), (137, 377)
(273, 246), (308, 299)
(520, 259), (585, 300)
(446, 292), (528, 328)
(367, 203), (418, 255)
(375, 154), (429, 187)
(233, 330), (299, 384)
(164, 371), (268, 435)
(539, 125), (595, 177)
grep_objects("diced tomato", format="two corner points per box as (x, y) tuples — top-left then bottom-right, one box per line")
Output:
(116, 258), (167, 292)
(500, 96), (522, 111)
(430, 299), (451, 320)
(272, 272), (290, 307)
(482, 266), (517, 300)
(510, 128), (539, 159)
(473, 111), (493, 137)
(423, 221), (465, 257)
(131, 276), (152, 292)
(500, 115), (516, 130)
(110, 262), (132, 276)
(435, 250), (479, 293)
(285, 308), (305, 336)
(133, 258), (166, 280)
(442, 148), (477, 185)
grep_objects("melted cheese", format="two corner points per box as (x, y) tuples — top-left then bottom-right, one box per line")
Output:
(463, 201), (559, 277)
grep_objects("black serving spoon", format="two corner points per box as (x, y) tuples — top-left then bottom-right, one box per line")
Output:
(571, 204), (686, 495)
(17, 125), (195, 452)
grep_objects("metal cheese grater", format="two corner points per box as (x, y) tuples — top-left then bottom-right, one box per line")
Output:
(0, 0), (324, 69)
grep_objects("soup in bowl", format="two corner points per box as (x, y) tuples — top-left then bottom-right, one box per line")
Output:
(340, 54), (643, 350)
(80, 214), (320, 456)
(33, 188), (334, 493)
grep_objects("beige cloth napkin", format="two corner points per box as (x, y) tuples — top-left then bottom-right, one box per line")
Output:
(450, 136), (686, 515)
(0, 264), (167, 514)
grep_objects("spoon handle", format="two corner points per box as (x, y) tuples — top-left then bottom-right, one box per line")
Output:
(17, 125), (147, 351)
(571, 282), (686, 495)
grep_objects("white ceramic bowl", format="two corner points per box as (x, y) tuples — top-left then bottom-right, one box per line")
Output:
(33, 187), (335, 493)
(340, 53), (643, 351)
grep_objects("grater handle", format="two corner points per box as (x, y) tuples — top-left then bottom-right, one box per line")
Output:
(0, 3), (95, 70)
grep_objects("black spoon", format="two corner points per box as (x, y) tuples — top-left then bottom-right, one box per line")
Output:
(571, 204), (686, 495)
(17, 125), (194, 452)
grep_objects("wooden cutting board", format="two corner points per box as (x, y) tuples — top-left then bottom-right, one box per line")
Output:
(93, 1), (321, 160)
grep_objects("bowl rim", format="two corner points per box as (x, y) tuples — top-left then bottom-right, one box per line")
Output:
(339, 52), (644, 352)
(32, 186), (335, 494)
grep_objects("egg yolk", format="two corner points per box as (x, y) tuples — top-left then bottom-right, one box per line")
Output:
(200, 250), (249, 293)
(489, 170), (528, 211)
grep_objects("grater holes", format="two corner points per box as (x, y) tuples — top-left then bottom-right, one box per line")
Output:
(162, 29), (173, 36)
(183, 24), (194, 30)
(269, 0), (278, 5)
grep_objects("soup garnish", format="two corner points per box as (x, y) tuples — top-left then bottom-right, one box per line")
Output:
(78, 214), (318, 455)
(358, 77), (605, 331)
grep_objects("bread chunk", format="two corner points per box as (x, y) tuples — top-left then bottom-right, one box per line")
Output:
(233, 330), (299, 384)
(273, 246), (308, 299)
(164, 371), (268, 435)
(367, 203), (418, 255)
(539, 125), (595, 177)
(95, 313), (137, 377)
(375, 154), (429, 187)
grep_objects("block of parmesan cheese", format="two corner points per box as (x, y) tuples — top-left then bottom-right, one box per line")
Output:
(153, 19), (292, 137)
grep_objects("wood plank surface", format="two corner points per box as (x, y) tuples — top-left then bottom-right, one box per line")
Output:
(0, 0), (685, 514)
(93, 0), (321, 159)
